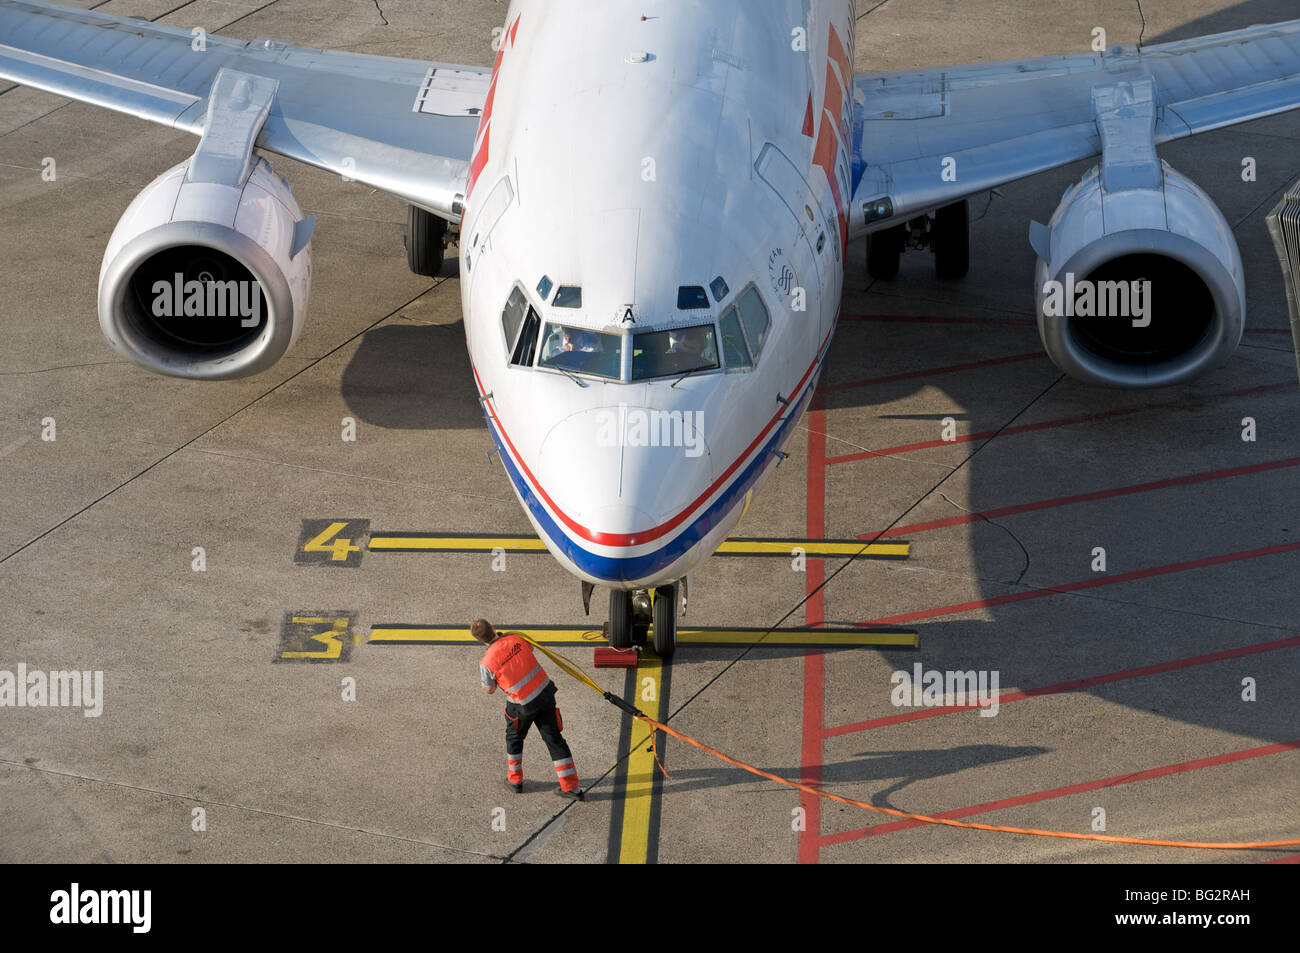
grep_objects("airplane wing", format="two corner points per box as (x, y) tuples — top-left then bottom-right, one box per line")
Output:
(0, 0), (489, 221)
(849, 21), (1300, 238)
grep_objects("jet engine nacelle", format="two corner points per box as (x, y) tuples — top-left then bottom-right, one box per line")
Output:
(1032, 161), (1245, 388)
(98, 156), (312, 380)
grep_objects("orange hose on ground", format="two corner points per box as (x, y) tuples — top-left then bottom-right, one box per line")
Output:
(635, 716), (1300, 850)
(519, 631), (1298, 850)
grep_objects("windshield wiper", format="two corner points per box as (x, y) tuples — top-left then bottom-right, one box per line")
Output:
(555, 366), (587, 388)
(671, 366), (702, 388)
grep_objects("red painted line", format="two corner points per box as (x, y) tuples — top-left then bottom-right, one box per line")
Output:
(863, 457), (1300, 539)
(798, 651), (826, 864)
(822, 353), (1045, 393)
(823, 636), (1300, 738)
(1265, 852), (1300, 863)
(805, 397), (827, 626)
(840, 314), (1036, 327)
(859, 541), (1300, 626)
(818, 739), (1300, 848)
(826, 381), (1293, 466)
(799, 392), (829, 865)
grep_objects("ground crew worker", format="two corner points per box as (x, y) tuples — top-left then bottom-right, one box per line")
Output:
(471, 619), (583, 799)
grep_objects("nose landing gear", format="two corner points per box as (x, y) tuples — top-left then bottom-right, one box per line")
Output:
(651, 583), (678, 657)
(607, 581), (681, 657)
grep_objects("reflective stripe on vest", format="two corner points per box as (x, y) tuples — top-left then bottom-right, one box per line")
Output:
(483, 634), (552, 705)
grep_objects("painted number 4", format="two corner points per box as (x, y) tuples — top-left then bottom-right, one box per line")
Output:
(295, 519), (371, 567)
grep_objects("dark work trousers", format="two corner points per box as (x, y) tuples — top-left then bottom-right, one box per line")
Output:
(504, 683), (572, 766)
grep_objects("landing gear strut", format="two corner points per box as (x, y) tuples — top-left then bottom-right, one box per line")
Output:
(864, 199), (970, 280)
(607, 582), (681, 657)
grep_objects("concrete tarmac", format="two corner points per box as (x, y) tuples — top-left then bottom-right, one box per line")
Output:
(1, 0), (1297, 864)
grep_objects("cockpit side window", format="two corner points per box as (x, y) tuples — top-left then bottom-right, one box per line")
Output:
(736, 285), (771, 358)
(512, 307), (541, 366)
(719, 306), (752, 369)
(501, 287), (528, 350)
(502, 286), (540, 367)
(631, 324), (720, 380)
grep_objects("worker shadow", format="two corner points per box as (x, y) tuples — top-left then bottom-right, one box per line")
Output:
(586, 743), (1049, 801)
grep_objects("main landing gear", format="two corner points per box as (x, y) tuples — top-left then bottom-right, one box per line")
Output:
(404, 204), (448, 277)
(866, 199), (969, 281)
(608, 581), (683, 657)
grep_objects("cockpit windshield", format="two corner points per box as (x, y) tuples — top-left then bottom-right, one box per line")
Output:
(631, 324), (720, 380)
(538, 323), (623, 380)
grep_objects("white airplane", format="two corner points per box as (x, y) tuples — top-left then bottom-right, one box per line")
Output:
(3, 1), (1300, 655)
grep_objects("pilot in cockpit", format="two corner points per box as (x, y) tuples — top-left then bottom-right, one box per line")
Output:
(666, 325), (716, 370)
(543, 325), (597, 360)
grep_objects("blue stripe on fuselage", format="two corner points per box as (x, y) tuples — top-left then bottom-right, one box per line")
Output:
(479, 352), (827, 585)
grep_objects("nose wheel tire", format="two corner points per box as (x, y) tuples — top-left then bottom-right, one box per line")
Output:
(608, 589), (633, 650)
(652, 583), (678, 657)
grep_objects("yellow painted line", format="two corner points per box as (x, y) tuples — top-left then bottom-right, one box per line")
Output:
(368, 626), (917, 648)
(367, 536), (549, 552)
(618, 652), (668, 865)
(716, 540), (910, 557)
(369, 627), (607, 644)
(365, 534), (907, 558)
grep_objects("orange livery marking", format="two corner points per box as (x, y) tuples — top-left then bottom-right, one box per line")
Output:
(813, 25), (851, 260)
(466, 13), (520, 199)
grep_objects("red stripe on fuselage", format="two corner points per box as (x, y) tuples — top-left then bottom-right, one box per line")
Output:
(473, 330), (832, 550)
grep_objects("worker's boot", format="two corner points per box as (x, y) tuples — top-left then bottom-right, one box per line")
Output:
(507, 753), (523, 793)
(553, 757), (579, 796)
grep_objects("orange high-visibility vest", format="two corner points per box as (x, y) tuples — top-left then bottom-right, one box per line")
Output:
(482, 634), (552, 706)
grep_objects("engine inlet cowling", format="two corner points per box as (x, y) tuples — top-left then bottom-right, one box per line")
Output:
(1032, 161), (1245, 388)
(98, 157), (312, 380)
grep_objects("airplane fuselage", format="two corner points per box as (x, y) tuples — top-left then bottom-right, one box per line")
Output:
(461, 0), (857, 588)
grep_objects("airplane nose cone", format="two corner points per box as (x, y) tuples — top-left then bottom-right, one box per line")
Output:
(538, 404), (715, 540)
